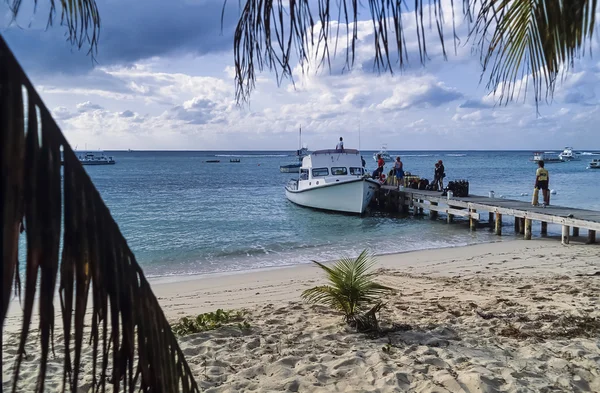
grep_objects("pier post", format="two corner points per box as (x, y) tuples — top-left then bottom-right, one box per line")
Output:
(562, 225), (570, 245)
(418, 199), (424, 215)
(572, 227), (580, 237)
(447, 212), (453, 224)
(488, 212), (494, 229)
(469, 209), (477, 231)
(514, 217), (520, 233)
(430, 202), (438, 220)
(524, 219), (532, 240)
(588, 230), (596, 244)
(519, 218), (525, 235)
(495, 213), (502, 235)
(541, 222), (548, 236)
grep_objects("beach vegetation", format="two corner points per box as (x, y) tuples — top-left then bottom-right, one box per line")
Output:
(301, 249), (393, 331)
(172, 309), (250, 336)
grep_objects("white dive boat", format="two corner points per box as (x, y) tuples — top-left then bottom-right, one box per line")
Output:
(75, 150), (116, 165)
(559, 147), (580, 161)
(531, 151), (562, 163)
(373, 144), (393, 162)
(285, 149), (380, 214)
(587, 158), (600, 169)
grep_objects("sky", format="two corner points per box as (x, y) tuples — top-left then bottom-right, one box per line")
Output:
(2, 0), (600, 151)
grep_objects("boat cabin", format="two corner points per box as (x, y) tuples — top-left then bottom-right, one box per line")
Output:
(298, 149), (365, 183)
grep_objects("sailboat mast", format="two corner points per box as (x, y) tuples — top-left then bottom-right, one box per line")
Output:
(299, 125), (302, 149)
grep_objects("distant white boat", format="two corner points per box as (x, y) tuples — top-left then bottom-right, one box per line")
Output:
(587, 158), (600, 169)
(531, 151), (562, 163)
(373, 144), (393, 162)
(285, 149), (379, 214)
(559, 147), (580, 161)
(74, 150), (116, 165)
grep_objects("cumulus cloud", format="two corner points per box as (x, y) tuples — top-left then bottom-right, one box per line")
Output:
(1, 0), (240, 74)
(77, 101), (104, 112)
(378, 77), (463, 111)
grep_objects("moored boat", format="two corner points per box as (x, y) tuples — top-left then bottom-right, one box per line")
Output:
(531, 151), (562, 163)
(285, 149), (379, 214)
(587, 158), (600, 169)
(280, 126), (310, 173)
(70, 150), (116, 165)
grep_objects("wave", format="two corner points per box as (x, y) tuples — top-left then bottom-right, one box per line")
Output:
(215, 154), (290, 158)
(446, 154), (467, 157)
(399, 154), (434, 157)
(580, 152), (600, 156)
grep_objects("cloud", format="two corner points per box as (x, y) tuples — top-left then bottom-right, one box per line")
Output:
(77, 101), (104, 112)
(377, 76), (463, 111)
(4, 0), (600, 151)
(1, 0), (240, 75)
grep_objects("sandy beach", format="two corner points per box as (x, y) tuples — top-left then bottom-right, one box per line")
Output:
(4, 239), (600, 392)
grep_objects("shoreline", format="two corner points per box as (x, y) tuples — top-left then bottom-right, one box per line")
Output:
(150, 237), (595, 320)
(146, 237), (512, 286)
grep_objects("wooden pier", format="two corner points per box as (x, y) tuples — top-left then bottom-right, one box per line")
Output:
(375, 186), (600, 245)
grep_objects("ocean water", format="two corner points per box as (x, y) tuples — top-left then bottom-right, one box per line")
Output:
(72, 150), (597, 279)
(17, 150), (600, 279)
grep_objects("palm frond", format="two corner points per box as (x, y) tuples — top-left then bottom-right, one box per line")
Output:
(301, 249), (393, 320)
(7, 0), (100, 56)
(1, 35), (198, 393)
(232, 0), (597, 106)
(475, 0), (597, 106)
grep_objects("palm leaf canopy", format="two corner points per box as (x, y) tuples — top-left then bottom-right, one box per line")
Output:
(302, 249), (392, 319)
(232, 0), (597, 105)
(1, 35), (198, 393)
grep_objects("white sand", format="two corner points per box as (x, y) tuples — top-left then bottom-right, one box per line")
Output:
(4, 239), (600, 392)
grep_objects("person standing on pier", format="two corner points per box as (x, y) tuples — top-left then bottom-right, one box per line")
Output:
(394, 156), (404, 187)
(373, 154), (385, 179)
(437, 160), (446, 190)
(535, 160), (550, 207)
(335, 137), (344, 151)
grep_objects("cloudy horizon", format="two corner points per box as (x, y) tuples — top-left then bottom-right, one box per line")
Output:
(3, 0), (600, 151)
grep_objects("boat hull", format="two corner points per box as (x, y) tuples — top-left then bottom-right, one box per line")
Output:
(285, 178), (380, 214)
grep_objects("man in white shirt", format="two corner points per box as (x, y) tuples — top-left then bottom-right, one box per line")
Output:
(335, 137), (344, 151)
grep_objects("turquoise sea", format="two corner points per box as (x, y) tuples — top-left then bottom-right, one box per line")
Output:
(56, 150), (594, 279)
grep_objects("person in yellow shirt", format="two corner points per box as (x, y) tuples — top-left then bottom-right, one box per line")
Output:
(535, 161), (550, 206)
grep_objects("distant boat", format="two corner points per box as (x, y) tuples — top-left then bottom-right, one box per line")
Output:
(373, 144), (393, 162)
(63, 150), (116, 165)
(587, 158), (600, 169)
(230, 159), (241, 163)
(531, 151), (562, 163)
(128, 148), (133, 152)
(558, 147), (581, 161)
(280, 125), (309, 173)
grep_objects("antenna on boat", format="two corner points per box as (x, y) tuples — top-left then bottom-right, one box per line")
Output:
(358, 120), (361, 151)
(299, 124), (302, 150)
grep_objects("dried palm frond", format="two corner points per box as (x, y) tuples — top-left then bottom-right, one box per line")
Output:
(232, 0), (597, 106)
(0, 35), (199, 393)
